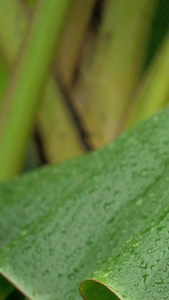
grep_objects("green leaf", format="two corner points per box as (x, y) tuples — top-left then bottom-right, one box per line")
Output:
(0, 106), (169, 299)
(81, 206), (169, 299)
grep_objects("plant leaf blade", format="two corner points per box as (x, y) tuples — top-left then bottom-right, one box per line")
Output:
(0, 107), (169, 299)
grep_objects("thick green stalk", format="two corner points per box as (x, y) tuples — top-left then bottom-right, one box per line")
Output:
(126, 31), (169, 129)
(24, 0), (97, 87)
(0, 0), (84, 164)
(0, 0), (73, 181)
(73, 0), (158, 148)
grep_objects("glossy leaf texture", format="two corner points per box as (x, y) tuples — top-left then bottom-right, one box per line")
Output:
(0, 106), (169, 299)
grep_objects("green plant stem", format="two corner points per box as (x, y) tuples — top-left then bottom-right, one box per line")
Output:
(125, 30), (169, 129)
(0, 55), (8, 102)
(73, 0), (158, 148)
(0, 0), (84, 164)
(0, 1), (28, 65)
(0, 0), (73, 182)
(25, 0), (36, 7)
(56, 0), (97, 87)
(37, 80), (84, 163)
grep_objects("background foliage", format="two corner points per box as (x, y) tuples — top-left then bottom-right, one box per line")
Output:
(0, 0), (169, 299)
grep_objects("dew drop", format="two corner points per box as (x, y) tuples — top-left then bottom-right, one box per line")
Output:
(147, 248), (155, 254)
(67, 273), (75, 279)
(36, 246), (42, 253)
(103, 202), (111, 211)
(155, 279), (164, 285)
(136, 199), (143, 206)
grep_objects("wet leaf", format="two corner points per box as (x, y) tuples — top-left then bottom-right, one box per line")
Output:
(1, 106), (169, 299)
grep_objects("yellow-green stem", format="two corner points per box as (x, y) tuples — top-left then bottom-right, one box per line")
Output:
(57, 0), (96, 87)
(73, 0), (158, 148)
(126, 31), (169, 129)
(0, 0), (84, 164)
(0, 55), (8, 102)
(0, 0), (73, 181)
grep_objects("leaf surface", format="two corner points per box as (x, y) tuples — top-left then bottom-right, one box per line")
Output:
(0, 107), (169, 299)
